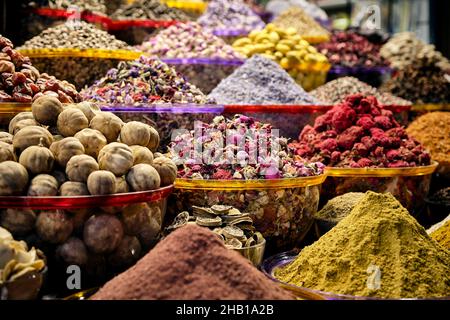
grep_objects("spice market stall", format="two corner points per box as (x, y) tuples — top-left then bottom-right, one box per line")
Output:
(0, 0), (449, 302)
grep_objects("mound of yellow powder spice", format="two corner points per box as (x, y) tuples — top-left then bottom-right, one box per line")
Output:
(431, 220), (450, 250)
(275, 191), (450, 298)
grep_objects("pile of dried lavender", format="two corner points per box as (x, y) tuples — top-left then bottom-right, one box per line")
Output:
(208, 55), (319, 105)
(81, 56), (212, 105)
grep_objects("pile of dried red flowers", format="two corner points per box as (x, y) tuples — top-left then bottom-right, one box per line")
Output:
(289, 94), (431, 168)
(316, 30), (387, 68)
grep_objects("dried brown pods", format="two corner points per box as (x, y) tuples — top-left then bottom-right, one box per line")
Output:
(0, 161), (29, 195)
(66, 154), (99, 182)
(11, 118), (40, 135)
(50, 137), (85, 167)
(83, 214), (124, 254)
(98, 142), (133, 176)
(130, 145), (153, 165)
(28, 174), (59, 196)
(87, 170), (116, 195)
(89, 112), (123, 143)
(147, 126), (160, 152)
(0, 209), (36, 235)
(8, 112), (34, 135)
(152, 157), (177, 186)
(0, 132), (13, 144)
(108, 236), (141, 268)
(19, 143), (54, 174)
(32, 96), (63, 126)
(59, 181), (91, 220)
(56, 237), (89, 266)
(57, 108), (89, 137)
(13, 126), (53, 154)
(71, 101), (100, 122)
(0, 141), (15, 162)
(126, 164), (161, 191)
(115, 176), (129, 194)
(35, 210), (74, 244)
(74, 128), (107, 158)
(120, 121), (151, 146)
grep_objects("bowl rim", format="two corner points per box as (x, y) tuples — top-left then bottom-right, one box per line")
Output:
(16, 47), (142, 60)
(262, 251), (450, 300)
(174, 174), (327, 190)
(160, 57), (245, 66)
(411, 103), (450, 111)
(325, 161), (438, 177)
(63, 287), (99, 300)
(0, 185), (173, 210)
(100, 103), (224, 113)
(2, 266), (47, 285)
(0, 102), (413, 115)
(223, 104), (334, 114)
(0, 102), (32, 113)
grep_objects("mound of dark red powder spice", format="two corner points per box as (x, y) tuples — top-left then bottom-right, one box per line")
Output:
(92, 224), (293, 300)
(289, 94), (431, 168)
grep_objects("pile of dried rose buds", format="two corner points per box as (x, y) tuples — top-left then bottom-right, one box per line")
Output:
(170, 114), (324, 179)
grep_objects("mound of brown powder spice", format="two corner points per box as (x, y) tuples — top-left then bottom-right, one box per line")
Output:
(92, 224), (293, 300)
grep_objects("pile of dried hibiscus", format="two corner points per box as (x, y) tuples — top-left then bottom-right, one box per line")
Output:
(289, 94), (431, 168)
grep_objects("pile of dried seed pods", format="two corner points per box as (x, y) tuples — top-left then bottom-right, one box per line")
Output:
(18, 21), (135, 90)
(0, 35), (81, 103)
(167, 205), (265, 250)
(111, 0), (190, 21)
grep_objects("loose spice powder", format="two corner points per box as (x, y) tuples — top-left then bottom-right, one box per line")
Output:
(92, 224), (293, 300)
(275, 191), (450, 298)
(430, 220), (450, 250)
(406, 112), (450, 174)
(428, 213), (450, 235)
(314, 192), (365, 222)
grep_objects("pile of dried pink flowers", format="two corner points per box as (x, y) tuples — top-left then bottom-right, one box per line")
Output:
(170, 114), (324, 179)
(290, 94), (431, 168)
